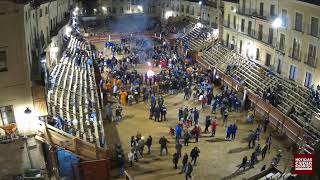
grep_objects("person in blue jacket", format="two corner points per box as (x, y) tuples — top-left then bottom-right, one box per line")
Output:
(226, 124), (232, 140)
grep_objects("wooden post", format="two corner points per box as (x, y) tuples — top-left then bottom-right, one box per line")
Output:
(44, 123), (60, 178)
(73, 138), (78, 154)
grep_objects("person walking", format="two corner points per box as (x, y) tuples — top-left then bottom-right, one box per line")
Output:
(154, 106), (161, 122)
(175, 141), (183, 157)
(261, 143), (268, 159)
(192, 125), (201, 142)
(231, 123), (238, 140)
(173, 151), (180, 169)
(118, 154), (125, 178)
(159, 136), (169, 156)
(237, 156), (247, 171)
(248, 130), (256, 149)
(175, 124), (182, 142)
(146, 135), (152, 154)
(184, 130), (191, 146)
(161, 105), (167, 121)
(128, 150), (134, 167)
(185, 162), (193, 180)
(250, 152), (257, 168)
(190, 147), (200, 166)
(266, 134), (272, 153)
(204, 115), (211, 133)
(223, 109), (229, 127)
(193, 108), (199, 125)
(178, 107), (183, 121)
(211, 118), (218, 137)
(226, 124), (232, 140)
(180, 153), (188, 173)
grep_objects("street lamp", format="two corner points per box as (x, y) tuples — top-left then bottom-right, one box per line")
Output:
(272, 17), (282, 29)
(24, 107), (34, 169)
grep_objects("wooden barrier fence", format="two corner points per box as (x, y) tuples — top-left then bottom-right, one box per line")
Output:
(35, 121), (110, 160)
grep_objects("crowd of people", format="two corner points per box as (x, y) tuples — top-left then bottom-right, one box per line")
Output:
(92, 25), (282, 179)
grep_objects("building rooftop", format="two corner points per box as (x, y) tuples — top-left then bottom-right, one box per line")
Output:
(298, 0), (320, 6)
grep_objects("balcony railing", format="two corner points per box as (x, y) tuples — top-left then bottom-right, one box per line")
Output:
(304, 56), (318, 68)
(289, 48), (302, 61)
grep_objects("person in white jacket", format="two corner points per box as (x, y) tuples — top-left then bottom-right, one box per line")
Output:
(128, 150), (134, 167)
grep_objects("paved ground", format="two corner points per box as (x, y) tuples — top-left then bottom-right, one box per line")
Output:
(93, 41), (294, 180)
(106, 90), (293, 180)
(0, 137), (46, 180)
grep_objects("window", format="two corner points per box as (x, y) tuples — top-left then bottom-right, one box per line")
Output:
(45, 7), (48, 15)
(227, 14), (230, 27)
(270, 4), (275, 17)
(259, 3), (264, 16)
(289, 65), (298, 81)
(307, 44), (317, 66)
(265, 53), (271, 66)
(0, 106), (15, 126)
(191, 7), (194, 15)
(176, 5), (179, 12)
(226, 34), (229, 47)
(239, 40), (243, 54)
(292, 38), (300, 60)
(113, 7), (116, 13)
(295, 12), (303, 31)
(186, 5), (189, 14)
(279, 34), (285, 52)
(241, 19), (245, 32)
(181, 5), (184, 13)
(304, 72), (313, 88)
(120, 7), (124, 13)
(248, 21), (252, 35)
(231, 36), (235, 50)
(233, 15), (236, 29)
(0, 49), (8, 72)
(258, 24), (263, 40)
(268, 28), (273, 45)
(282, 9), (287, 26)
(277, 59), (282, 74)
(242, 0), (246, 13)
(39, 9), (42, 17)
(256, 48), (260, 60)
(310, 17), (319, 37)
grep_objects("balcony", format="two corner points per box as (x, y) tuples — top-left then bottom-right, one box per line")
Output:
(50, 18), (69, 37)
(304, 56), (318, 68)
(289, 48), (302, 62)
(252, 11), (277, 23)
